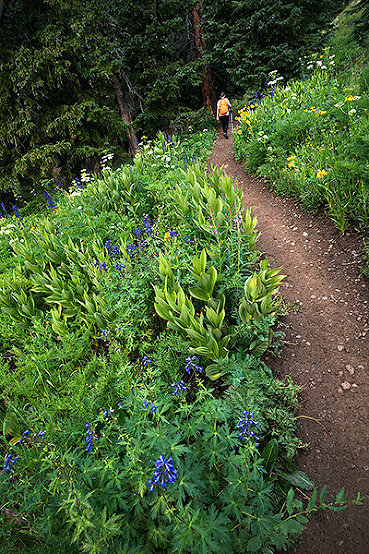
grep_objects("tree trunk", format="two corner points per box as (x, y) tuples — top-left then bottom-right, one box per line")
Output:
(192, 3), (216, 115)
(112, 74), (141, 156)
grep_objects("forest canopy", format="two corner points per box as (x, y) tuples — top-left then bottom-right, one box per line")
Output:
(0, 0), (348, 201)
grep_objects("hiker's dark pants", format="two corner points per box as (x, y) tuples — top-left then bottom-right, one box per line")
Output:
(219, 115), (229, 135)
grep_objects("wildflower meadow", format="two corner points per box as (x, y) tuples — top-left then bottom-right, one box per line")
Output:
(234, 42), (369, 247)
(0, 129), (357, 553)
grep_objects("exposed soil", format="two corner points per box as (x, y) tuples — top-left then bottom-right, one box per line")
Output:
(209, 128), (369, 553)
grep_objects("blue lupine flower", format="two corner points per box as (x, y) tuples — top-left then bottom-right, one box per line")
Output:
(94, 261), (108, 272)
(117, 396), (128, 409)
(143, 216), (154, 237)
(167, 135), (173, 143)
(142, 355), (152, 367)
(148, 455), (178, 493)
(135, 228), (142, 237)
(74, 177), (84, 190)
(169, 230), (177, 238)
(184, 356), (203, 374)
(115, 262), (125, 271)
(44, 191), (55, 209)
(183, 157), (188, 169)
(126, 243), (138, 255)
(1, 203), (7, 215)
(171, 381), (186, 396)
(12, 205), (23, 221)
(19, 429), (30, 444)
(106, 240), (120, 258)
(56, 175), (64, 189)
(237, 411), (259, 444)
(85, 423), (98, 452)
(3, 453), (19, 473)
(183, 236), (191, 243)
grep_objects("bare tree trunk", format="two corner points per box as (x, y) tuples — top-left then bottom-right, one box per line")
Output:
(112, 74), (141, 156)
(192, 3), (216, 115)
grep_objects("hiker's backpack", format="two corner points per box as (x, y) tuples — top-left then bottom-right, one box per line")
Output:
(219, 98), (229, 116)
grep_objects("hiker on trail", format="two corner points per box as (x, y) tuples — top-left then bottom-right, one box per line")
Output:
(216, 92), (232, 138)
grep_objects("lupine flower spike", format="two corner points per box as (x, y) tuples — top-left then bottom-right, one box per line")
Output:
(171, 381), (186, 396)
(184, 356), (203, 374)
(237, 411), (259, 444)
(148, 455), (178, 493)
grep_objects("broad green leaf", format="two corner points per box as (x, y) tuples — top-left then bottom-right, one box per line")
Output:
(205, 364), (222, 380)
(3, 412), (21, 443)
(307, 488), (317, 511)
(283, 470), (315, 491)
(286, 487), (295, 516)
(261, 438), (279, 473)
(319, 485), (327, 505)
(335, 487), (346, 503)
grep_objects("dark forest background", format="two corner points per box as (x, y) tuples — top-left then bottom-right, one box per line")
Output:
(0, 0), (359, 202)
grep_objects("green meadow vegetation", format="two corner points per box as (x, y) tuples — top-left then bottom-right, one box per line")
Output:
(0, 131), (359, 552)
(1, 1), (368, 552)
(234, 6), (369, 270)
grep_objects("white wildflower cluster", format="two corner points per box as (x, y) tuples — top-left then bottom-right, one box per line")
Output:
(266, 70), (284, 87)
(306, 53), (335, 72)
(101, 152), (114, 171)
(141, 141), (177, 169)
(81, 169), (92, 183)
(257, 131), (269, 142)
(0, 223), (16, 236)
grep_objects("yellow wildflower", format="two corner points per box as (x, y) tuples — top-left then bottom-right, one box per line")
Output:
(287, 155), (296, 161)
(246, 120), (251, 126)
(288, 160), (295, 167)
(345, 95), (354, 102)
(237, 129), (242, 135)
(164, 231), (170, 241)
(316, 169), (328, 179)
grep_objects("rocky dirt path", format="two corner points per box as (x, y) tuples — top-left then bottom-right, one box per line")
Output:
(209, 128), (369, 553)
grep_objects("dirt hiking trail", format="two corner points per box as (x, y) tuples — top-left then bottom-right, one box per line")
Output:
(209, 128), (369, 553)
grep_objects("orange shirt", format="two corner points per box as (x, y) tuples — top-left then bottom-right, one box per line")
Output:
(217, 97), (231, 116)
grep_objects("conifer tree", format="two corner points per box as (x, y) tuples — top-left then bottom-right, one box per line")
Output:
(201, 0), (347, 96)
